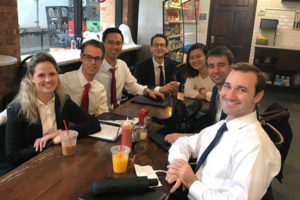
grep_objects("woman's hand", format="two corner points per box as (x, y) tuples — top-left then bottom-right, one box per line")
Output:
(34, 129), (63, 152)
(165, 133), (193, 144)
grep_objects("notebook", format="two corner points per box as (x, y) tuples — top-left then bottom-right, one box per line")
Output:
(89, 123), (121, 142)
(132, 95), (170, 108)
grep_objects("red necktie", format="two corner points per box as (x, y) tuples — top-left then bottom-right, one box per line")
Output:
(80, 83), (91, 112)
(110, 68), (118, 109)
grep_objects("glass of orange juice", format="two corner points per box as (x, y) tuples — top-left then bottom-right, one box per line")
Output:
(111, 145), (130, 173)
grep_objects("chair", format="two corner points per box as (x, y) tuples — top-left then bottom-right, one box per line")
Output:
(260, 103), (293, 200)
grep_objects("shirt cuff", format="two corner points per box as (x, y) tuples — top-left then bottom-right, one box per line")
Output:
(154, 86), (160, 92)
(189, 180), (208, 200)
(206, 91), (212, 102)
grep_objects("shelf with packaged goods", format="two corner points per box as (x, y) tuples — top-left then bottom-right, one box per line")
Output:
(169, 45), (183, 52)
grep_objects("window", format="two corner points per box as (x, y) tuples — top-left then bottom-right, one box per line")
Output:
(18, 0), (119, 55)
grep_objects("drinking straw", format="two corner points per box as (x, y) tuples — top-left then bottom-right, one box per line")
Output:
(173, 74), (176, 82)
(120, 130), (124, 151)
(63, 120), (70, 135)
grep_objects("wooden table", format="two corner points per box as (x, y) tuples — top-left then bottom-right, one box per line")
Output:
(0, 96), (206, 200)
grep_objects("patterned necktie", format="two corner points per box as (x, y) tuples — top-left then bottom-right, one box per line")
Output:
(110, 68), (118, 109)
(193, 122), (228, 173)
(80, 83), (91, 112)
(159, 66), (164, 86)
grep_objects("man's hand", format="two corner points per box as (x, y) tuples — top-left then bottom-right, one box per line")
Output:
(166, 170), (183, 193)
(159, 81), (179, 94)
(167, 159), (197, 189)
(148, 90), (165, 99)
(165, 133), (193, 144)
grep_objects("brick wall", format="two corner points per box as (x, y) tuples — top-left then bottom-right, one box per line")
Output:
(122, 0), (139, 43)
(0, 0), (20, 109)
(100, 1), (115, 28)
(249, 0), (300, 62)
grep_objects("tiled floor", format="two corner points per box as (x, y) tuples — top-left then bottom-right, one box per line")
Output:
(257, 90), (300, 200)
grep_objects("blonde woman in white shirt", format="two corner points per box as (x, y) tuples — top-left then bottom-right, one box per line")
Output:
(184, 43), (214, 101)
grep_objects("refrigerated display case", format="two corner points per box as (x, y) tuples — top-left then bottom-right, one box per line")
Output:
(163, 0), (198, 63)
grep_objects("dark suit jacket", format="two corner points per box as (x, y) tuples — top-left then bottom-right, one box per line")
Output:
(134, 57), (178, 89)
(5, 95), (100, 167)
(207, 86), (227, 126)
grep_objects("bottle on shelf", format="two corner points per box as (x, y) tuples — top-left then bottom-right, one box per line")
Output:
(280, 76), (286, 86)
(286, 76), (290, 87)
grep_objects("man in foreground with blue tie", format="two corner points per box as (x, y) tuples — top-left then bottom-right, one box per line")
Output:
(166, 63), (281, 200)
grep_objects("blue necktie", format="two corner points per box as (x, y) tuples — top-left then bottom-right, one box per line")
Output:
(193, 122), (228, 173)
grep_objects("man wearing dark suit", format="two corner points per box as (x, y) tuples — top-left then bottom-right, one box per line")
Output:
(134, 34), (179, 94)
(165, 46), (234, 144)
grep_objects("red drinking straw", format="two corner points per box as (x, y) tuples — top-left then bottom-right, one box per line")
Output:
(63, 120), (70, 136)
(173, 74), (176, 82)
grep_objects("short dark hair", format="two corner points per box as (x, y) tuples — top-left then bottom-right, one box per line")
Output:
(207, 46), (234, 65)
(81, 39), (105, 57)
(102, 27), (124, 43)
(231, 62), (265, 95)
(186, 43), (208, 78)
(151, 34), (168, 46)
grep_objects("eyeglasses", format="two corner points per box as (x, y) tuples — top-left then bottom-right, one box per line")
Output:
(105, 40), (123, 46)
(152, 43), (167, 48)
(82, 54), (103, 63)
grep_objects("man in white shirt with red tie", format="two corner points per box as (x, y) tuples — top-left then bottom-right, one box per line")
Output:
(59, 39), (108, 116)
(166, 63), (281, 200)
(94, 27), (163, 110)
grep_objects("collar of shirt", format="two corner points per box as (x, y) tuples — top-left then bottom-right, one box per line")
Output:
(103, 58), (119, 71)
(152, 57), (165, 69)
(225, 111), (258, 131)
(36, 95), (55, 108)
(78, 67), (96, 88)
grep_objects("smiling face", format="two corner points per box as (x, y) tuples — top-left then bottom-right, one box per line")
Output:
(29, 61), (58, 99)
(220, 70), (264, 121)
(103, 32), (123, 61)
(80, 45), (104, 79)
(188, 49), (206, 71)
(150, 37), (168, 61)
(207, 55), (231, 87)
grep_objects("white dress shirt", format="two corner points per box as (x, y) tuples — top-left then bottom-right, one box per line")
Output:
(153, 57), (165, 92)
(168, 112), (281, 200)
(184, 74), (215, 101)
(95, 59), (147, 108)
(37, 96), (57, 136)
(59, 68), (108, 116)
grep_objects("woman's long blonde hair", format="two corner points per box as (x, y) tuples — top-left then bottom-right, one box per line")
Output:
(9, 52), (66, 124)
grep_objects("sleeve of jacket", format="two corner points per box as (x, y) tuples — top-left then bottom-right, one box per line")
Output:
(5, 105), (39, 166)
(60, 97), (100, 137)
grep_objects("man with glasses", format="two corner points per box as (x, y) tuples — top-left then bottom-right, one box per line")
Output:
(95, 28), (163, 109)
(134, 34), (179, 94)
(59, 39), (108, 116)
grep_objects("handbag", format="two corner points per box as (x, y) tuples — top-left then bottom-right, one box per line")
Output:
(259, 107), (289, 148)
(259, 102), (293, 182)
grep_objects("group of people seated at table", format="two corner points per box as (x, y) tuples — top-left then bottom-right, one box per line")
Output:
(0, 27), (281, 200)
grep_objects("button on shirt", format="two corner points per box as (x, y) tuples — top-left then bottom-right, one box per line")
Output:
(37, 96), (57, 136)
(95, 59), (147, 108)
(153, 58), (165, 92)
(168, 111), (281, 200)
(59, 68), (108, 116)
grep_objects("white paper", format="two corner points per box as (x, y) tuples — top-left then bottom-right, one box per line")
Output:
(89, 124), (121, 141)
(134, 164), (162, 187)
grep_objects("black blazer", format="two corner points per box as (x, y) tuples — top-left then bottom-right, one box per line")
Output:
(134, 57), (178, 89)
(5, 95), (100, 167)
(207, 86), (227, 126)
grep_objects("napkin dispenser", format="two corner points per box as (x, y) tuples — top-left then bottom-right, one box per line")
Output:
(92, 176), (158, 195)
